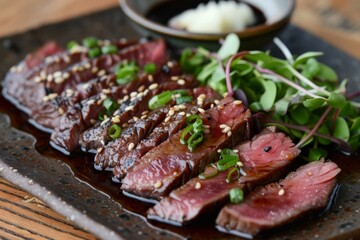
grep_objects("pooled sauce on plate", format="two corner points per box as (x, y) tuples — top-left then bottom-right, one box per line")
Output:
(0, 87), (358, 239)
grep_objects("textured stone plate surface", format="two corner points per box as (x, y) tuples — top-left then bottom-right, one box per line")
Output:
(0, 7), (360, 240)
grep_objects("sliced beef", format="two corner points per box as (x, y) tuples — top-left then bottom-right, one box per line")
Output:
(147, 130), (300, 225)
(216, 160), (340, 237)
(3, 39), (166, 114)
(113, 87), (222, 180)
(121, 97), (252, 200)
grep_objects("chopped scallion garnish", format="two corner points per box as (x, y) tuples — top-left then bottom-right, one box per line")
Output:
(116, 61), (138, 85)
(199, 163), (219, 179)
(148, 91), (172, 110)
(82, 37), (98, 48)
(229, 188), (244, 204)
(108, 124), (121, 140)
(217, 149), (239, 171)
(88, 47), (101, 58)
(176, 96), (193, 104)
(103, 98), (118, 113)
(226, 167), (240, 183)
(180, 114), (205, 152)
(101, 45), (118, 54)
(67, 40), (78, 50)
(144, 63), (156, 74)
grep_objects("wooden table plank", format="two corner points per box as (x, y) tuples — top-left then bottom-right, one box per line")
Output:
(0, 1), (359, 239)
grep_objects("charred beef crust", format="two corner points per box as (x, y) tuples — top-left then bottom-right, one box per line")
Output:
(147, 130), (300, 225)
(121, 97), (252, 200)
(216, 160), (340, 237)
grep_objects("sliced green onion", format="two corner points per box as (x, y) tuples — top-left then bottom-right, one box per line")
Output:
(82, 37), (98, 48)
(148, 91), (172, 110)
(188, 132), (204, 152)
(199, 163), (219, 179)
(108, 124), (121, 140)
(172, 89), (189, 96)
(67, 40), (78, 50)
(180, 124), (194, 144)
(101, 45), (118, 54)
(98, 110), (106, 121)
(116, 62), (138, 85)
(176, 96), (193, 104)
(217, 149), (239, 171)
(103, 98), (118, 113)
(186, 114), (201, 125)
(226, 167), (240, 183)
(144, 63), (156, 74)
(88, 47), (101, 58)
(229, 188), (244, 204)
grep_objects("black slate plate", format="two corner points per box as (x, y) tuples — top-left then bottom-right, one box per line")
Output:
(1, 7), (360, 240)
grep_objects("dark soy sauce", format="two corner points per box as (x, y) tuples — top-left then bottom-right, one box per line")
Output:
(146, 0), (266, 30)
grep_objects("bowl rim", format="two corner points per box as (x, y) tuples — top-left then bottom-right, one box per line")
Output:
(120, 0), (296, 41)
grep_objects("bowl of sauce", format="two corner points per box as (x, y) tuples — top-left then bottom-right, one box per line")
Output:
(120, 0), (295, 50)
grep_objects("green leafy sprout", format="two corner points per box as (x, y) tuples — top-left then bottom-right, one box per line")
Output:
(180, 33), (360, 161)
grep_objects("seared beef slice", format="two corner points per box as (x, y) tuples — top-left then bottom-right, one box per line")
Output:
(216, 160), (340, 237)
(147, 130), (300, 225)
(121, 97), (252, 200)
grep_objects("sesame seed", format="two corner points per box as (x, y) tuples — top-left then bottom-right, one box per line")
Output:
(154, 181), (163, 189)
(203, 129), (210, 134)
(97, 70), (106, 77)
(102, 89), (111, 94)
(167, 61), (174, 68)
(47, 93), (58, 100)
(130, 91), (137, 98)
(91, 67), (98, 73)
(125, 105), (134, 112)
(53, 71), (61, 78)
(173, 172), (177, 176)
(195, 182), (201, 189)
(84, 63), (91, 69)
(128, 143), (135, 151)
(141, 115), (148, 119)
(123, 95), (129, 101)
(10, 66), (16, 72)
(173, 105), (180, 111)
(278, 189), (285, 196)
(148, 83), (158, 90)
(101, 118), (110, 126)
(148, 75), (154, 82)
(223, 92), (229, 98)
(198, 94), (206, 99)
(234, 100), (243, 105)
(223, 127), (231, 133)
(54, 56), (60, 63)
(39, 70), (46, 78)
(204, 125), (210, 129)
(307, 172), (313, 176)
(66, 89), (74, 97)
(112, 116), (120, 123)
(217, 149), (222, 153)
(178, 104), (186, 110)
(90, 119), (97, 124)
(210, 104), (215, 108)
(72, 66), (79, 72)
(133, 116), (139, 121)
(178, 111), (185, 116)
(177, 79), (185, 85)
(214, 100), (220, 105)
(237, 161), (244, 167)
(47, 75), (53, 82)
(122, 123), (129, 128)
(100, 94), (107, 100)
(197, 108), (205, 113)
(227, 131), (232, 137)
(168, 109), (175, 116)
(54, 77), (64, 84)
(171, 76), (179, 81)
(186, 113), (191, 117)
(63, 72), (70, 79)
(97, 99), (103, 105)
(220, 124), (228, 129)
(122, 89), (128, 94)
(113, 110), (120, 116)
(34, 76), (42, 83)
(17, 65), (24, 72)
(97, 147), (104, 153)
(82, 83), (90, 90)
(137, 92), (144, 98)
(233, 149), (239, 153)
(138, 85), (145, 92)
(164, 116), (171, 123)
(143, 89), (150, 95)
(58, 107), (65, 115)
(87, 99), (95, 105)
(63, 55), (70, 63)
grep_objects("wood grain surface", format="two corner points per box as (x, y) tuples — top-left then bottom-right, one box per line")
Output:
(0, 0), (359, 239)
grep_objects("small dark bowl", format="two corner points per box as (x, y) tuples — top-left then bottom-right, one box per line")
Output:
(120, 0), (296, 50)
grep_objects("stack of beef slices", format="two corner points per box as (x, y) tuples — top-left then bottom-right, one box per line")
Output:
(3, 38), (341, 238)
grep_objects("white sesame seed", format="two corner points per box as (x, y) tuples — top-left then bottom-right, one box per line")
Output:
(223, 127), (231, 133)
(16, 65), (23, 72)
(198, 94), (206, 100)
(90, 119), (97, 125)
(227, 131), (232, 137)
(148, 75), (154, 82)
(130, 91), (137, 98)
(47, 75), (53, 82)
(234, 100), (243, 105)
(123, 95), (129, 101)
(63, 72), (70, 79)
(100, 94), (107, 100)
(177, 79), (185, 85)
(122, 123), (129, 128)
(97, 147), (104, 153)
(84, 62), (91, 69)
(10, 66), (17, 72)
(125, 105), (134, 112)
(164, 116), (171, 123)
(113, 110), (120, 116)
(91, 67), (98, 73)
(210, 103), (215, 108)
(39, 70), (46, 78)
(102, 89), (111, 94)
(167, 61), (174, 68)
(217, 149), (222, 153)
(223, 92), (229, 98)
(186, 113), (191, 117)
(47, 93), (58, 100)
(87, 99), (95, 105)
(97, 70), (106, 77)
(133, 116), (139, 121)
(204, 125), (210, 129)
(53, 71), (61, 78)
(82, 83), (90, 90)
(112, 116), (120, 123)
(143, 89), (150, 95)
(178, 111), (185, 116)
(54, 77), (64, 84)
(168, 109), (175, 116)
(171, 76), (179, 81)
(220, 124), (228, 129)
(138, 85), (145, 92)
(54, 56), (60, 63)
(34, 76), (42, 83)
(148, 83), (158, 90)
(154, 181), (163, 189)
(101, 118), (110, 126)
(128, 143), (135, 151)
(137, 92), (144, 98)
(195, 182), (201, 189)
(233, 149), (239, 153)
(197, 108), (205, 114)
(58, 107), (65, 115)
(178, 104), (186, 110)
(122, 89), (128, 94)
(63, 55), (70, 63)
(142, 111), (149, 115)
(237, 161), (244, 167)
(278, 189), (285, 196)
(66, 89), (74, 97)
(214, 100), (220, 105)
(97, 99), (103, 105)
(141, 115), (148, 119)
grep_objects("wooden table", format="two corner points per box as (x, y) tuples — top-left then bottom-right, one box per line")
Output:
(0, 0), (359, 239)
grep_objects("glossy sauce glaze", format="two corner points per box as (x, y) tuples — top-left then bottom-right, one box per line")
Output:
(0, 88), (359, 239)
